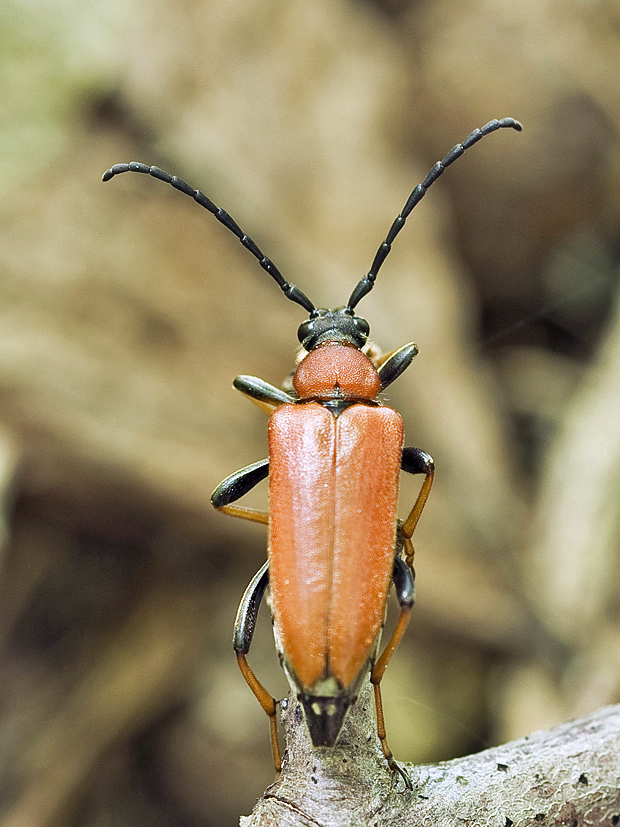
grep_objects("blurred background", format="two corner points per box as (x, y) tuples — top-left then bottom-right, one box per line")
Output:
(1, 0), (620, 824)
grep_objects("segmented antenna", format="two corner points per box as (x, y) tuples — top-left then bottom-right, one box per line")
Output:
(347, 117), (523, 310)
(101, 162), (316, 314)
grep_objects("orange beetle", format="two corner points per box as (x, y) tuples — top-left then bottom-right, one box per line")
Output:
(102, 117), (522, 786)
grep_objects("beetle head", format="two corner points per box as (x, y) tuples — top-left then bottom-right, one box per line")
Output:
(297, 307), (370, 351)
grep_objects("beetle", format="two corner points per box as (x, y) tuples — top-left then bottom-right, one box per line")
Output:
(102, 116), (522, 786)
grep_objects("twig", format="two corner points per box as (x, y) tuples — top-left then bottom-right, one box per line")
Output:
(241, 684), (620, 827)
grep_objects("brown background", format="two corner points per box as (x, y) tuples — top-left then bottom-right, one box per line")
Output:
(1, 1), (619, 825)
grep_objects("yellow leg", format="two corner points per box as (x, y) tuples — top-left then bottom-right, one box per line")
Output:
(237, 653), (282, 774)
(402, 535), (415, 570)
(370, 604), (414, 789)
(400, 467), (434, 568)
(216, 504), (269, 525)
(401, 467), (434, 540)
(372, 604), (413, 686)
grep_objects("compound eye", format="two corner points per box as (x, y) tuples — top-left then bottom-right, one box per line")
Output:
(297, 319), (314, 344)
(353, 317), (370, 339)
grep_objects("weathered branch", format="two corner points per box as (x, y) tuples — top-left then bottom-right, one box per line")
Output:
(242, 684), (620, 826)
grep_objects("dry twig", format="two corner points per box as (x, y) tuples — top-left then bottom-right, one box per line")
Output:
(242, 685), (620, 827)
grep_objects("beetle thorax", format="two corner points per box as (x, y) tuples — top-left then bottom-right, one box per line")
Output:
(292, 344), (381, 401)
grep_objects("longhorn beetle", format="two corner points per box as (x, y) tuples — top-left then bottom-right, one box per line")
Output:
(103, 117), (522, 787)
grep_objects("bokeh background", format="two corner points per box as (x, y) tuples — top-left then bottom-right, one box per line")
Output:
(1, 0), (620, 824)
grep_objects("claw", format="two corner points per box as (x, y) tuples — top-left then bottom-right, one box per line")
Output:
(388, 756), (413, 792)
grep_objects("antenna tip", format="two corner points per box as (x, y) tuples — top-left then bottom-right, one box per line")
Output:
(101, 169), (113, 182)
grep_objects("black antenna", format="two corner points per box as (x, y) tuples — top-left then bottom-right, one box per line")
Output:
(102, 162), (316, 315)
(347, 117), (523, 311)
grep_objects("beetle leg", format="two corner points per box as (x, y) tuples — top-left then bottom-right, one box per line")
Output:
(216, 505), (268, 524)
(377, 342), (419, 391)
(211, 458), (269, 525)
(370, 556), (414, 790)
(400, 448), (434, 567)
(370, 451), (432, 785)
(234, 375), (295, 415)
(233, 561), (282, 774)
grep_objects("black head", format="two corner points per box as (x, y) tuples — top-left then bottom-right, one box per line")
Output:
(102, 118), (522, 345)
(297, 308), (370, 351)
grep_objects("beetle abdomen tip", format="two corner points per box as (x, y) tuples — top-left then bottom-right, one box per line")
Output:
(299, 693), (355, 747)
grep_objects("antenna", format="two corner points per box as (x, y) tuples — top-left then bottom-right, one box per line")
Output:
(101, 162), (316, 314)
(347, 117), (523, 311)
